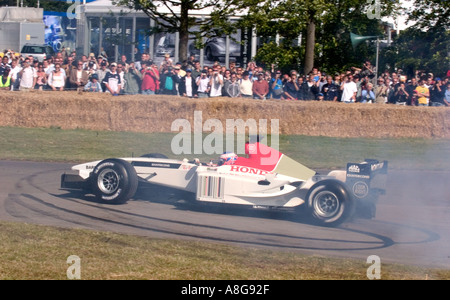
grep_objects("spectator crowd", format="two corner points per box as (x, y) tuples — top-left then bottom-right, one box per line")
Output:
(1, 48), (449, 107)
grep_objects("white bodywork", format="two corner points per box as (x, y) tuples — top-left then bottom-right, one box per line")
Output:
(62, 144), (387, 226)
(70, 155), (349, 208)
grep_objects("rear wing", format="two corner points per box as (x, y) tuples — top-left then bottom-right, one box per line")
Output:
(346, 159), (388, 199)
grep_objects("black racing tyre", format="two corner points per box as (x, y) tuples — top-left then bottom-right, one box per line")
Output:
(306, 180), (355, 227)
(140, 153), (168, 158)
(90, 158), (138, 204)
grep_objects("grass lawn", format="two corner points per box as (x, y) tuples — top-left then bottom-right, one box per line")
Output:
(1, 221), (448, 280)
(1, 126), (449, 280)
(1, 126), (449, 170)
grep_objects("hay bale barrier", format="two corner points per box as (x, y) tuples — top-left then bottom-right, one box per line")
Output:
(0, 91), (449, 139)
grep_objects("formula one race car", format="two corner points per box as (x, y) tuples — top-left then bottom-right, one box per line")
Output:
(61, 142), (387, 227)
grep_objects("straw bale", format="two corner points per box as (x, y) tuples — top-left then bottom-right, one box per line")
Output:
(0, 91), (449, 139)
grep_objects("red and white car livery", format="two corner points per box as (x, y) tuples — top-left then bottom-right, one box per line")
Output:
(61, 142), (387, 227)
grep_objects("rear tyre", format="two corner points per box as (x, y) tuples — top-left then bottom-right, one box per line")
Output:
(306, 180), (355, 227)
(91, 159), (138, 204)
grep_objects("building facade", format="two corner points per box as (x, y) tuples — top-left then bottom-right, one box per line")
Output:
(77, 0), (256, 66)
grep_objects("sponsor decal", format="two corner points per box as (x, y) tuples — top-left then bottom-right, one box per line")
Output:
(197, 175), (224, 200)
(151, 163), (172, 168)
(131, 161), (181, 169)
(229, 165), (272, 176)
(102, 188), (122, 200)
(347, 173), (370, 179)
(348, 161), (385, 174)
(352, 181), (369, 198)
(93, 162), (114, 174)
(348, 164), (360, 173)
(370, 162), (384, 171)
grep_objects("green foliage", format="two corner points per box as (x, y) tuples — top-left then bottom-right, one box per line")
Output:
(242, 0), (395, 73)
(407, 0), (450, 30)
(112, 0), (446, 74)
(316, 1), (387, 74)
(381, 27), (450, 77)
(253, 42), (303, 73)
(380, 0), (449, 77)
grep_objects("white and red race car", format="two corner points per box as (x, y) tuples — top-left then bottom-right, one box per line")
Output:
(61, 142), (387, 227)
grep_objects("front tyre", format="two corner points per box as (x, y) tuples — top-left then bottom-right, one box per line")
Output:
(307, 180), (355, 227)
(91, 159), (138, 204)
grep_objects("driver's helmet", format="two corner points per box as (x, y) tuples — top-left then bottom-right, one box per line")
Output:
(219, 152), (238, 165)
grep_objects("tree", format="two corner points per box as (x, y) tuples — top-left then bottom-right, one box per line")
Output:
(240, 0), (328, 75)
(380, 0), (449, 77)
(254, 42), (303, 73)
(406, 0), (449, 30)
(243, 0), (396, 74)
(382, 27), (449, 77)
(113, 0), (244, 62)
(316, 0), (395, 74)
(236, 0), (304, 71)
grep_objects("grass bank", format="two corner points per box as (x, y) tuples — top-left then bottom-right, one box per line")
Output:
(1, 126), (449, 170)
(1, 221), (448, 280)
